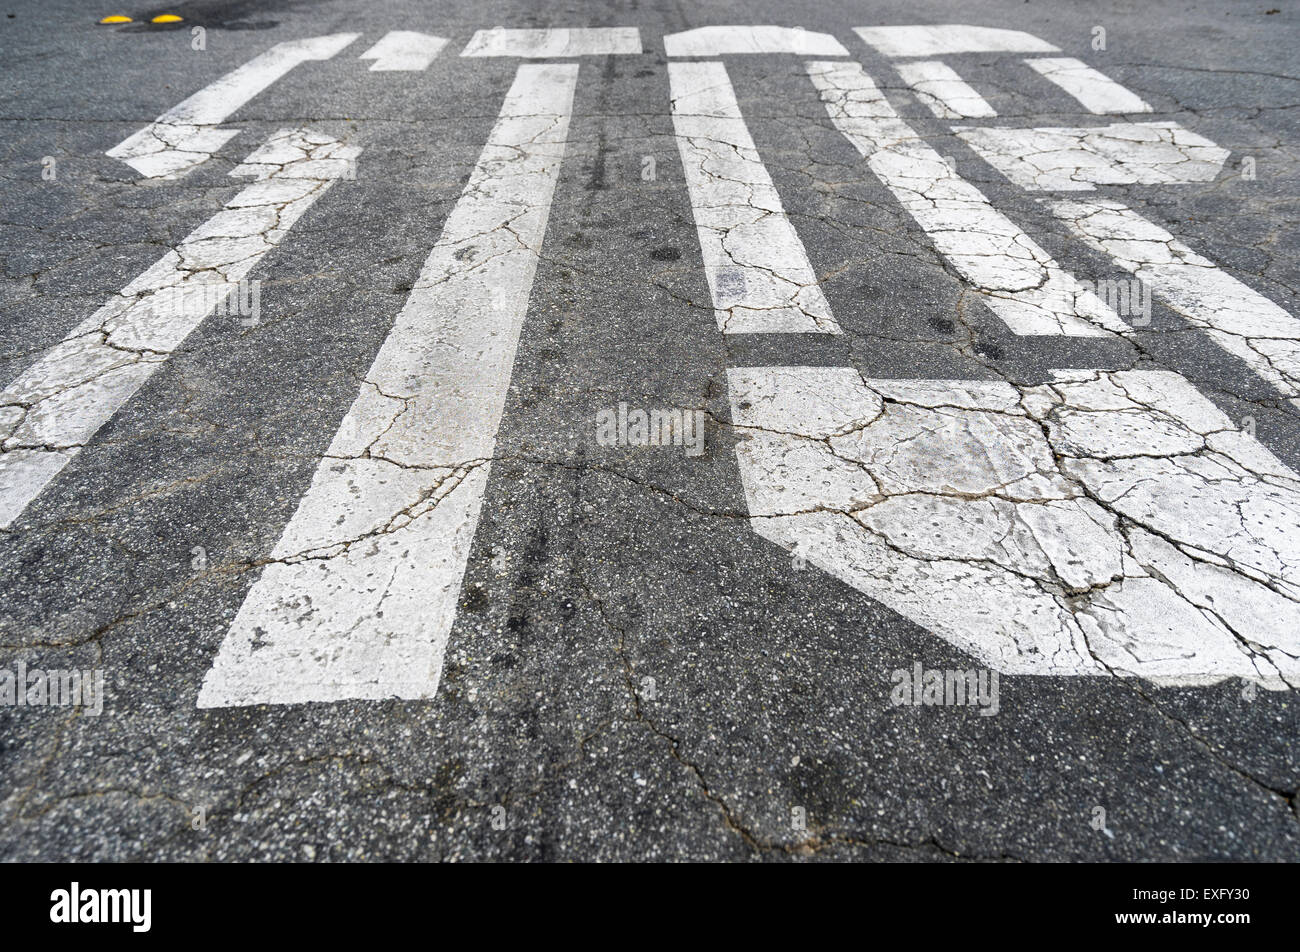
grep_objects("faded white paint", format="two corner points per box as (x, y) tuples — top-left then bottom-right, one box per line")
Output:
(807, 60), (1124, 336)
(1025, 57), (1152, 114)
(1048, 197), (1300, 405)
(197, 65), (579, 707)
(0, 129), (358, 529)
(106, 34), (359, 179)
(854, 25), (1058, 58)
(956, 121), (1228, 191)
(729, 365), (1300, 688)
(461, 27), (641, 57)
(895, 60), (996, 119)
(359, 31), (448, 71)
(669, 61), (839, 334)
(664, 26), (848, 57)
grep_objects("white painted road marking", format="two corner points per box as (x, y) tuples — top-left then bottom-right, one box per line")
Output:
(807, 60), (1124, 337)
(894, 60), (996, 119)
(0, 129), (359, 529)
(854, 25), (1058, 58)
(105, 34), (359, 179)
(359, 31), (448, 71)
(669, 61), (840, 334)
(1048, 197), (1300, 405)
(729, 366), (1300, 688)
(197, 64), (579, 707)
(460, 27), (641, 57)
(955, 121), (1228, 191)
(1024, 57), (1153, 114)
(664, 26), (848, 57)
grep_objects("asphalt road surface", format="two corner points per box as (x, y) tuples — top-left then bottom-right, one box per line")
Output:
(1, 0), (1298, 862)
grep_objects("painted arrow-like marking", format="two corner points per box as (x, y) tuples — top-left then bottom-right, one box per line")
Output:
(729, 365), (1300, 688)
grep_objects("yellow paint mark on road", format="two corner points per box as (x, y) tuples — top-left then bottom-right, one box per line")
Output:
(98, 14), (133, 23)
(151, 13), (183, 22)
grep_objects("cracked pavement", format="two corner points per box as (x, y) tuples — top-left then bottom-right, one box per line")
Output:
(0, 0), (1298, 862)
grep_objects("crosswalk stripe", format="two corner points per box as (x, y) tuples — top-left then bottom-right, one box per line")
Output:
(460, 27), (641, 57)
(807, 59), (1125, 337)
(663, 25), (848, 57)
(359, 31), (448, 71)
(0, 128), (359, 530)
(728, 365), (1300, 688)
(1047, 197), (1300, 405)
(894, 60), (996, 119)
(30, 23), (1297, 705)
(854, 24), (1059, 58)
(105, 34), (359, 179)
(1024, 57), (1153, 114)
(955, 121), (1228, 191)
(668, 61), (840, 335)
(196, 64), (579, 708)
